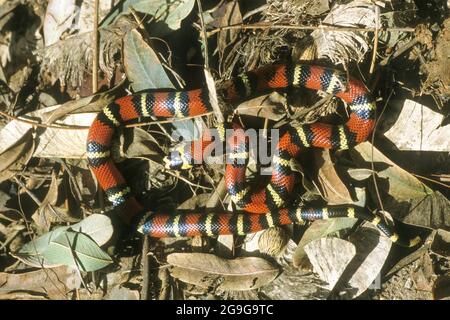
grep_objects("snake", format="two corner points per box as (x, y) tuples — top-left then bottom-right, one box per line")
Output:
(87, 63), (420, 247)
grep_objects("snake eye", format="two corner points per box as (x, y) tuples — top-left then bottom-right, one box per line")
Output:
(165, 152), (184, 170)
(165, 143), (194, 170)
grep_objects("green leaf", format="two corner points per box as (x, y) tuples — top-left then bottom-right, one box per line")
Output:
(13, 226), (69, 268)
(101, 0), (195, 36)
(68, 214), (114, 246)
(43, 230), (113, 272)
(123, 29), (175, 91)
(14, 214), (114, 269)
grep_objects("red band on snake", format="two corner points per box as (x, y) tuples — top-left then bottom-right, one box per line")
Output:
(86, 63), (419, 247)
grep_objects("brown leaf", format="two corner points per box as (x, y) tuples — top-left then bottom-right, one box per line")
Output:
(177, 193), (212, 210)
(44, 83), (120, 120)
(215, 234), (234, 259)
(235, 92), (287, 121)
(312, 149), (354, 205)
(0, 105), (94, 161)
(122, 128), (165, 164)
(0, 126), (34, 183)
(380, 190), (449, 230)
(351, 141), (433, 200)
(259, 240), (330, 300)
(217, 1), (242, 60)
(0, 265), (79, 299)
(305, 223), (392, 299)
(293, 217), (358, 269)
(385, 243), (429, 280)
(304, 237), (356, 291)
(0, 87), (119, 164)
(167, 252), (279, 291)
(430, 229), (450, 258)
(380, 99), (450, 152)
(411, 252), (435, 292)
(433, 275), (450, 300)
(33, 168), (80, 230)
(104, 286), (140, 300)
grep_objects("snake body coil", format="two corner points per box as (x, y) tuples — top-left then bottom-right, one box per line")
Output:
(87, 63), (420, 247)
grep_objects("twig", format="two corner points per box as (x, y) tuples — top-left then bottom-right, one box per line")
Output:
(13, 176), (42, 206)
(432, 174), (450, 182)
(206, 22), (416, 37)
(196, 0), (209, 69)
(129, 6), (146, 30)
(141, 236), (150, 300)
(13, 175), (69, 222)
(412, 173), (450, 190)
(164, 170), (213, 191)
(0, 109), (214, 131)
(158, 268), (172, 300)
(92, 0), (99, 93)
(12, 181), (68, 299)
(204, 174), (227, 210)
(0, 229), (21, 251)
(65, 233), (91, 294)
(379, 38), (419, 66)
(369, 4), (380, 75)
(370, 89), (395, 212)
(0, 110), (90, 130)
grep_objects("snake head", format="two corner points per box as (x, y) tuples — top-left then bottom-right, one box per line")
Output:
(163, 143), (193, 170)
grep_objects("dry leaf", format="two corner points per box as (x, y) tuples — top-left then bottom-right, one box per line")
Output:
(121, 128), (165, 164)
(241, 230), (265, 254)
(217, 1), (242, 61)
(33, 169), (80, 230)
(259, 240), (330, 299)
(204, 68), (222, 122)
(44, 0), (75, 46)
(0, 265), (79, 299)
(0, 104), (95, 160)
(433, 275), (450, 300)
(293, 217), (358, 269)
(308, 0), (375, 65)
(0, 127), (34, 183)
(215, 234), (234, 259)
(387, 191), (449, 230)
(235, 92), (287, 121)
(167, 252), (279, 291)
(351, 141), (433, 200)
(381, 100), (450, 152)
(0, 99), (165, 171)
(123, 29), (175, 92)
(104, 286), (140, 300)
(304, 237), (356, 291)
(312, 149), (354, 205)
(430, 229), (450, 258)
(411, 252), (435, 292)
(305, 224), (392, 298)
(177, 194), (212, 210)
(40, 15), (136, 88)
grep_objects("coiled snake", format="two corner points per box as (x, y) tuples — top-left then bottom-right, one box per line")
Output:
(87, 63), (420, 247)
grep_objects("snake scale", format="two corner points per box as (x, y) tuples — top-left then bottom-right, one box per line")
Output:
(87, 63), (420, 247)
